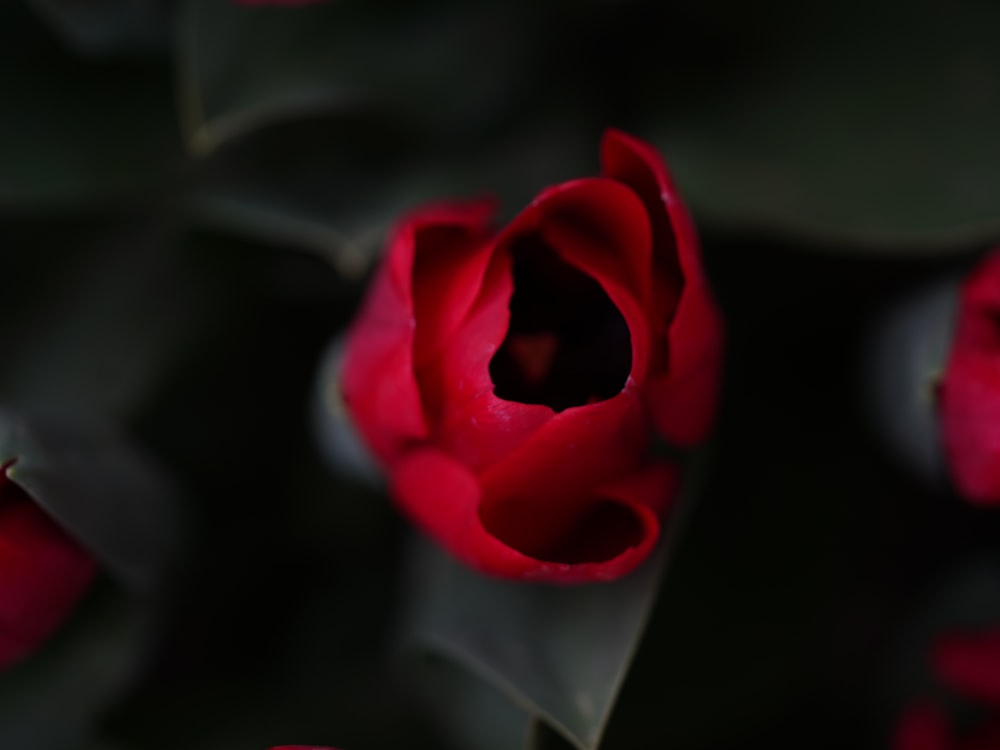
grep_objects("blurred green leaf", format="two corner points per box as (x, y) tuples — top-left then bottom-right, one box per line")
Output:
(649, 0), (1000, 247)
(187, 116), (595, 279)
(26, 0), (169, 57)
(0, 5), (181, 207)
(0, 217), (234, 421)
(397, 455), (708, 750)
(0, 583), (146, 750)
(175, 0), (537, 156)
(0, 410), (180, 592)
(400, 535), (672, 750)
(408, 654), (539, 750)
(864, 277), (960, 486)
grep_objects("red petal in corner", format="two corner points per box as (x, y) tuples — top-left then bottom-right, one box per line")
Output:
(341, 202), (492, 466)
(890, 703), (952, 750)
(940, 353), (1000, 504)
(0, 477), (96, 670)
(601, 129), (724, 446)
(941, 249), (1000, 505)
(961, 250), (1000, 315)
(932, 628), (1000, 704)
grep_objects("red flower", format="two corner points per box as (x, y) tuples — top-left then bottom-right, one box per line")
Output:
(0, 459), (96, 669)
(941, 248), (1000, 504)
(341, 129), (723, 583)
(893, 628), (1000, 750)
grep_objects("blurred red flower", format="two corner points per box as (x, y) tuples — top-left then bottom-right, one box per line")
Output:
(941, 249), (1000, 504)
(0, 459), (96, 669)
(893, 628), (1000, 750)
(341, 129), (723, 583)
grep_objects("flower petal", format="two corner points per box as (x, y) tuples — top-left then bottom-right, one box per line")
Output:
(0, 470), (95, 670)
(530, 177), (654, 384)
(418, 249), (555, 471)
(479, 384), (650, 514)
(528, 176), (653, 308)
(941, 249), (1000, 504)
(891, 703), (952, 750)
(391, 448), (542, 580)
(342, 202), (492, 465)
(394, 448), (673, 583)
(932, 628), (1000, 704)
(601, 129), (724, 446)
(411, 202), (497, 368)
(940, 354), (1000, 503)
(477, 460), (676, 582)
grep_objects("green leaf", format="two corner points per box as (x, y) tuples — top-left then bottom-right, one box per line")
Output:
(0, 5), (181, 207)
(399, 538), (669, 750)
(648, 0), (1000, 247)
(26, 0), (168, 57)
(397, 460), (704, 750)
(187, 116), (595, 280)
(0, 582), (146, 750)
(0, 217), (232, 421)
(0, 410), (180, 592)
(175, 0), (537, 156)
(407, 654), (539, 750)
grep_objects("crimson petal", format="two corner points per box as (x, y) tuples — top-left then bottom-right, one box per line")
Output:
(601, 129), (724, 446)
(0, 470), (95, 670)
(342, 202), (493, 466)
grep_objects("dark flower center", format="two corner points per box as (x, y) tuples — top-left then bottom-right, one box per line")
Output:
(489, 236), (632, 411)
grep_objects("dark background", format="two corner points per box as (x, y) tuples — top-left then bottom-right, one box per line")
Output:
(3, 1), (1000, 748)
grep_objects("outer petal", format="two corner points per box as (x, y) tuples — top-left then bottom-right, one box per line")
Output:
(475, 385), (673, 581)
(393, 448), (675, 583)
(392, 448), (556, 580)
(524, 177), (654, 384)
(480, 383), (650, 505)
(941, 354), (1000, 503)
(419, 249), (555, 471)
(601, 129), (724, 446)
(941, 249), (1000, 504)
(341, 202), (493, 466)
(476, 461), (677, 580)
(0, 467), (96, 670)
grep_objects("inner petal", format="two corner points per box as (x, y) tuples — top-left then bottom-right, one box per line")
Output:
(488, 236), (632, 411)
